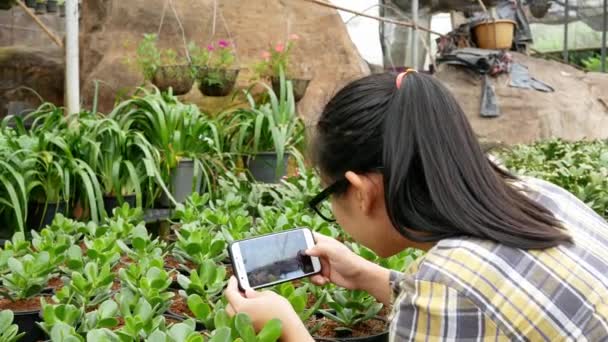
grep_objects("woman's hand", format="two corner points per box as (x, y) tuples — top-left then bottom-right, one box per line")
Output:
(306, 232), (393, 305)
(224, 277), (314, 342)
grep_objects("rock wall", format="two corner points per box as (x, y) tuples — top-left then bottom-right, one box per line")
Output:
(79, 0), (370, 119)
(435, 53), (608, 144)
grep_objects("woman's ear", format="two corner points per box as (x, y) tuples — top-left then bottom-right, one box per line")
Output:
(345, 171), (376, 215)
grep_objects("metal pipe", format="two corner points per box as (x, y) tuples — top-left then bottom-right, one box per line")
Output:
(65, 0), (79, 114)
(602, 0), (607, 72)
(563, 0), (569, 63)
(411, 0), (419, 69)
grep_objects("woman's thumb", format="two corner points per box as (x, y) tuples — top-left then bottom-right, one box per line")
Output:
(244, 288), (259, 298)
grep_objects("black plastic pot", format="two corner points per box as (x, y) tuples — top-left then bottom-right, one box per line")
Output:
(34, 2), (46, 14)
(159, 159), (202, 207)
(27, 201), (67, 230)
(103, 194), (136, 217)
(25, 0), (35, 8)
(0, 0), (13, 10)
(314, 318), (389, 342)
(58, 3), (64, 16)
(197, 68), (240, 97)
(246, 152), (289, 183)
(12, 305), (46, 342)
(46, 0), (56, 12)
(152, 65), (194, 96)
(271, 77), (310, 102)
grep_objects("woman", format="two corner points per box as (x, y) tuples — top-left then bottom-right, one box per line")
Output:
(225, 71), (608, 341)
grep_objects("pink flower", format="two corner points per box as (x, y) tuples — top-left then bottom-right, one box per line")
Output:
(261, 51), (271, 61)
(218, 40), (230, 48)
(288, 33), (300, 41)
(274, 43), (285, 53)
(206, 44), (215, 51)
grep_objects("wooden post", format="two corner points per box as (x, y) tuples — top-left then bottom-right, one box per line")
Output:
(16, 0), (63, 48)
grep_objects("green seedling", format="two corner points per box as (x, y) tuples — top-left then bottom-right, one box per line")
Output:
(273, 282), (325, 322)
(109, 203), (144, 224)
(117, 224), (166, 260)
(146, 319), (204, 342)
(177, 260), (226, 299)
(0, 232), (30, 275)
(119, 263), (174, 316)
(173, 223), (227, 265)
(83, 235), (121, 266)
(319, 289), (383, 333)
(55, 261), (114, 308)
(208, 309), (282, 342)
(0, 310), (25, 341)
(1, 251), (56, 300)
(38, 298), (83, 335)
(31, 227), (75, 257)
(46, 214), (87, 238)
(115, 290), (167, 340)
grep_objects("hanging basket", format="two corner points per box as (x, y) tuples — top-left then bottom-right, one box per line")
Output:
(271, 77), (311, 102)
(472, 19), (516, 50)
(197, 67), (240, 97)
(151, 65), (194, 96)
(529, 0), (552, 18)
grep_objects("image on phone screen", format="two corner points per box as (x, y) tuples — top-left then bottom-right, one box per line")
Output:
(236, 229), (318, 288)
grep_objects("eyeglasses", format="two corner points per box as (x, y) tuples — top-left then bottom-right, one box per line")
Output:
(308, 178), (349, 222)
(308, 167), (383, 222)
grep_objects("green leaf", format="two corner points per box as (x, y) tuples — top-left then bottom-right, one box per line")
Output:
(214, 309), (231, 329)
(256, 319), (282, 342)
(234, 313), (256, 342)
(209, 327), (232, 342)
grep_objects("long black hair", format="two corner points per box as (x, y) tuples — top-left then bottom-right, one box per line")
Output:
(312, 72), (571, 249)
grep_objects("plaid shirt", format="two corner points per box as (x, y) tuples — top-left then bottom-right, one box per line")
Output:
(389, 177), (608, 341)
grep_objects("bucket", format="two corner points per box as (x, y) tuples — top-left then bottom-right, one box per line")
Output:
(472, 19), (516, 50)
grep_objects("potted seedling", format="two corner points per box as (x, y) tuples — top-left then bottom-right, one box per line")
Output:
(208, 309), (282, 342)
(84, 118), (160, 217)
(172, 222), (227, 267)
(46, 0), (57, 13)
(54, 261), (115, 309)
(134, 34), (194, 96)
(220, 69), (305, 183)
(169, 260), (226, 322)
(114, 291), (172, 339)
(196, 40), (239, 97)
(255, 34), (310, 102)
(110, 88), (225, 206)
(39, 298), (120, 336)
(0, 310), (25, 341)
(0, 251), (58, 341)
(35, 0), (46, 14)
(313, 289), (387, 342)
(119, 262), (175, 316)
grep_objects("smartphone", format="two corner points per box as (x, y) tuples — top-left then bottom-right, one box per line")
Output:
(229, 228), (322, 290)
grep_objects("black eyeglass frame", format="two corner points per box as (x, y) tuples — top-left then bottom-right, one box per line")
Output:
(308, 167), (383, 222)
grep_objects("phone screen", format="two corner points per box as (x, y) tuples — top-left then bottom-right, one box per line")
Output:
(238, 230), (316, 288)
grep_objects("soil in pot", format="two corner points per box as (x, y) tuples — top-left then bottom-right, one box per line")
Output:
(164, 255), (196, 272)
(35, 2), (46, 14)
(27, 201), (67, 230)
(0, 296), (51, 342)
(271, 77), (310, 102)
(308, 316), (389, 342)
(152, 65), (194, 96)
(168, 290), (193, 317)
(103, 194), (136, 217)
(197, 68), (240, 97)
(46, 0), (57, 12)
(247, 153), (289, 183)
(159, 159), (202, 207)
(47, 276), (64, 290)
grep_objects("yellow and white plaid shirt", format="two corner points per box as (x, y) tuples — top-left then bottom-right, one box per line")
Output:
(389, 178), (608, 341)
